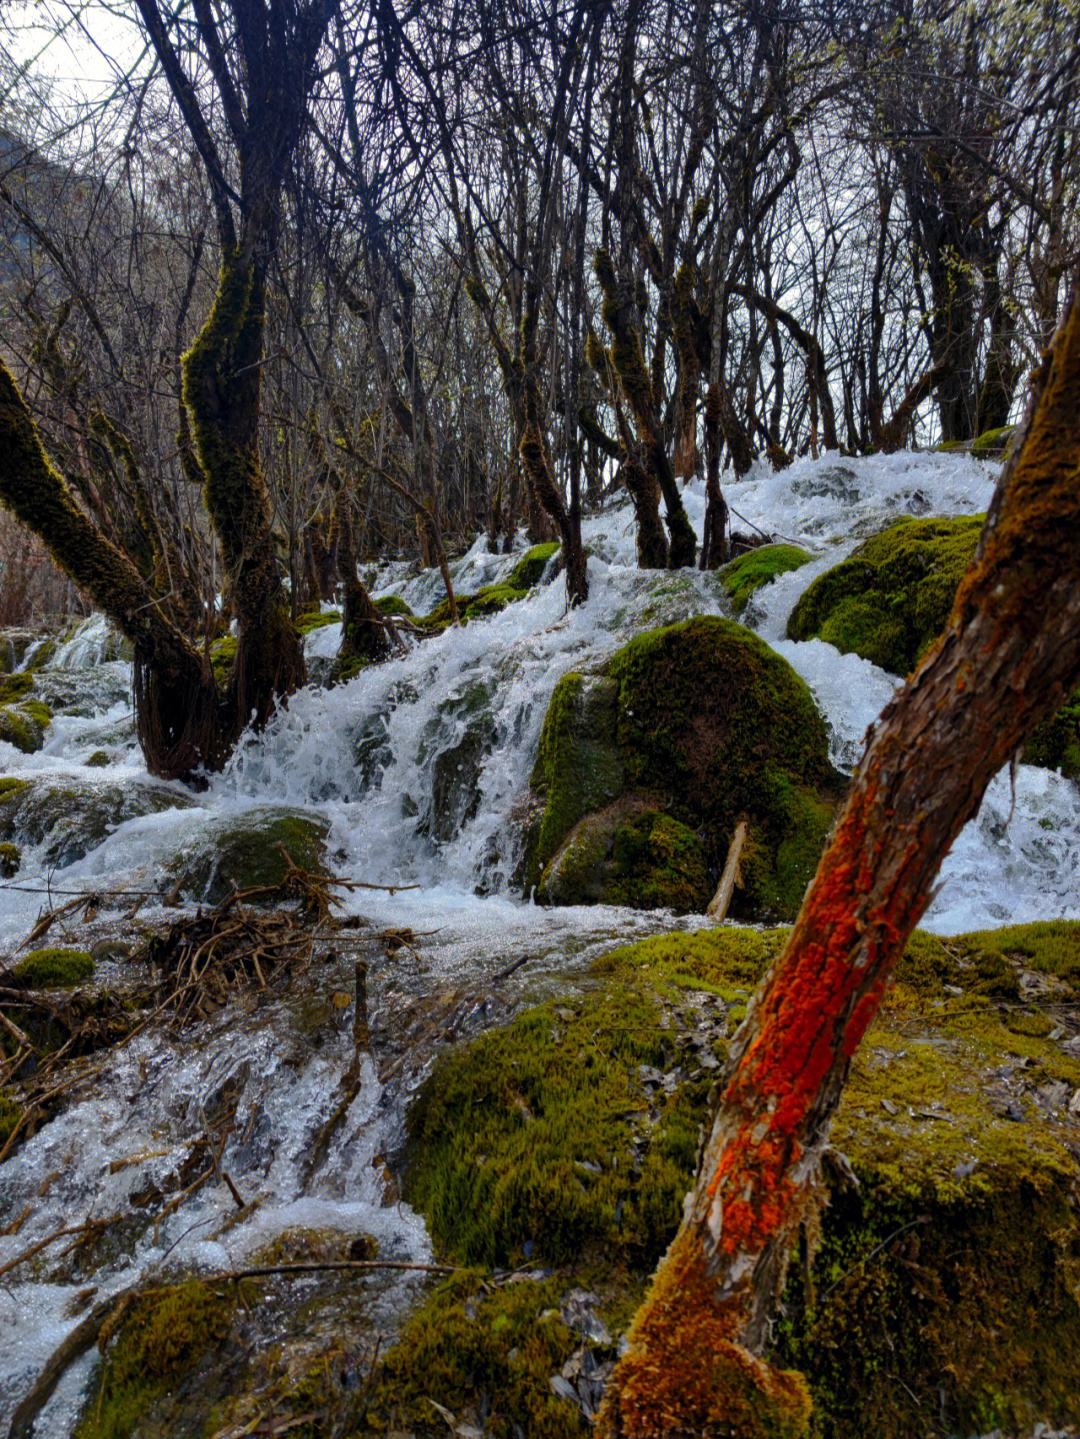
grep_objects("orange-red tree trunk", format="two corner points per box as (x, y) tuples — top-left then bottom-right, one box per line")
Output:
(598, 276), (1080, 1437)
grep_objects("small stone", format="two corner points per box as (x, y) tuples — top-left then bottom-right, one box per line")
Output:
(549, 1376), (578, 1403)
(880, 1098), (899, 1116)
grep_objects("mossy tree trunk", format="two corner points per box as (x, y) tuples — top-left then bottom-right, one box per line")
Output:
(698, 384), (729, 570)
(0, 364), (225, 780)
(333, 485), (394, 665)
(183, 247), (306, 727)
(597, 276), (1080, 1437)
(595, 249), (697, 569)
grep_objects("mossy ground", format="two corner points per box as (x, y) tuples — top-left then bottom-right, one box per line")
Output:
(395, 920), (1080, 1438)
(717, 544), (813, 614)
(294, 606), (341, 635)
(530, 617), (842, 918)
(12, 946), (95, 987)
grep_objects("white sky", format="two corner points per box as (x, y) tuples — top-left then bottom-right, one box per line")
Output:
(2, 1), (148, 123)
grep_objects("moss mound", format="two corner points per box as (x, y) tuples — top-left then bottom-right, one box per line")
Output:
(971, 423), (1017, 458)
(0, 839), (19, 876)
(787, 514), (984, 674)
(294, 606), (341, 636)
(508, 541), (560, 591)
(528, 617), (841, 919)
(375, 593), (413, 617)
(717, 544), (813, 614)
(13, 946), (95, 987)
(400, 920), (1080, 1438)
(75, 1279), (239, 1439)
(786, 515), (1080, 774)
(171, 808), (330, 904)
(0, 700), (50, 753)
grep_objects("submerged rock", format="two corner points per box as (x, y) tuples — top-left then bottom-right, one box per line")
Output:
(787, 515), (1080, 776)
(169, 807), (330, 903)
(527, 616), (842, 918)
(0, 774), (194, 868)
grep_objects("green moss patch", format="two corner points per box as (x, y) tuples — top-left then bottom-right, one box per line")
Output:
(0, 703), (49, 753)
(0, 1088), (23, 1147)
(75, 1279), (239, 1439)
(787, 515), (984, 674)
(970, 424), (1017, 458)
(0, 839), (19, 876)
(171, 808), (330, 904)
(507, 541), (560, 591)
(13, 947), (95, 987)
(528, 617), (842, 919)
(209, 634), (237, 690)
(375, 593), (413, 617)
(294, 606), (341, 635)
(0, 672), (34, 706)
(717, 544), (813, 614)
(401, 920), (1080, 1437)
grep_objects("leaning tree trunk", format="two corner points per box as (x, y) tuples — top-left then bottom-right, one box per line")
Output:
(183, 248), (306, 728)
(0, 364), (225, 781)
(597, 276), (1080, 1437)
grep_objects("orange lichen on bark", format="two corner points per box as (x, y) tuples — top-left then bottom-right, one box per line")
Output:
(600, 1228), (811, 1439)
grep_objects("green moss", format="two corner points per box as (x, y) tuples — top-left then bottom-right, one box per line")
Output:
(529, 620), (840, 919)
(787, 515), (985, 674)
(355, 1272), (586, 1437)
(374, 593), (413, 617)
(173, 808), (329, 904)
(717, 544), (813, 614)
(85, 750), (112, 768)
(507, 541), (560, 591)
(0, 1088), (23, 1147)
(404, 920), (1080, 1436)
(13, 947), (95, 987)
(0, 672), (34, 705)
(328, 654), (368, 685)
(18, 697), (52, 727)
(970, 424), (1017, 458)
(0, 840), (19, 876)
(294, 606), (341, 635)
(539, 800), (711, 912)
(463, 582), (525, 619)
(0, 776), (30, 806)
(209, 634), (237, 690)
(527, 672), (624, 886)
(75, 1279), (238, 1439)
(0, 704), (46, 753)
(1024, 688), (1080, 779)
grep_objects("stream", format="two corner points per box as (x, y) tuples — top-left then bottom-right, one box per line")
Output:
(2, 449), (1079, 1434)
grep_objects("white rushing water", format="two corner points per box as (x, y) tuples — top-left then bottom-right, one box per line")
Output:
(2, 448), (1079, 1432)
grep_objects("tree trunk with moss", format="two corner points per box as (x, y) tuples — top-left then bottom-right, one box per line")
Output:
(333, 486), (394, 666)
(698, 384), (729, 571)
(595, 249), (697, 568)
(0, 364), (225, 780)
(597, 277), (1080, 1437)
(183, 249), (305, 729)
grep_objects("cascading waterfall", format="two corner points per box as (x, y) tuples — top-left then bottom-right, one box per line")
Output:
(2, 449), (1079, 1433)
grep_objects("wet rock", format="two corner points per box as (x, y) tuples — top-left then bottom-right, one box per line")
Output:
(169, 807), (330, 904)
(0, 774), (196, 868)
(419, 677), (496, 844)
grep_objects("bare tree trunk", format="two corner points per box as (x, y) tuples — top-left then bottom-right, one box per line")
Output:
(333, 487), (394, 666)
(699, 384), (729, 570)
(597, 277), (1080, 1436)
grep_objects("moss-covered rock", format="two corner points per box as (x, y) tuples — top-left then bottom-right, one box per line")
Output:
(0, 839), (19, 875)
(970, 423), (1017, 458)
(375, 593), (413, 617)
(85, 749), (112, 768)
(0, 701), (49, 753)
(401, 920), (1080, 1437)
(787, 515), (984, 674)
(12, 946), (95, 987)
(786, 515), (1080, 775)
(717, 544), (813, 614)
(74, 1279), (240, 1439)
(528, 618), (841, 918)
(538, 798), (710, 911)
(0, 776), (195, 868)
(170, 807), (330, 904)
(0, 672), (34, 706)
(463, 582), (524, 619)
(420, 678), (496, 843)
(507, 540), (560, 591)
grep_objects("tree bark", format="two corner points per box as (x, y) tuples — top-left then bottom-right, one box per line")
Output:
(0, 363), (224, 781)
(597, 275), (1080, 1436)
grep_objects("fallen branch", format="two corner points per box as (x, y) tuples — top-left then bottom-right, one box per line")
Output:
(707, 819), (748, 921)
